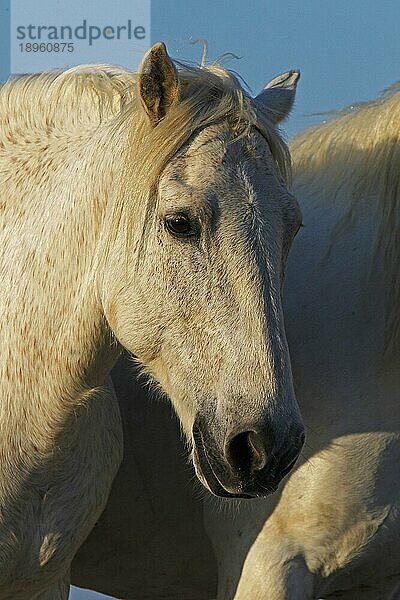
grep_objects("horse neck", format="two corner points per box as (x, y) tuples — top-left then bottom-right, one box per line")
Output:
(288, 170), (385, 339)
(0, 125), (122, 455)
(283, 170), (393, 443)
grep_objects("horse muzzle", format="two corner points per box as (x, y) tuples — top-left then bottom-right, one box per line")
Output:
(192, 418), (305, 498)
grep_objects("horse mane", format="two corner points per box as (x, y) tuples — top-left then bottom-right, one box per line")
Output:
(291, 84), (400, 361)
(0, 65), (137, 141)
(0, 60), (289, 181)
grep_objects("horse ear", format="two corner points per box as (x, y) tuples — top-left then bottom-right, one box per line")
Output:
(254, 70), (300, 125)
(138, 42), (179, 127)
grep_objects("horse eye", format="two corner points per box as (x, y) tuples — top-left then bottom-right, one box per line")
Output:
(164, 214), (197, 237)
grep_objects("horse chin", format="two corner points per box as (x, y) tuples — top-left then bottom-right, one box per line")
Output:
(192, 445), (253, 499)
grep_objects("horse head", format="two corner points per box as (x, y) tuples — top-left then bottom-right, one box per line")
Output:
(101, 43), (305, 498)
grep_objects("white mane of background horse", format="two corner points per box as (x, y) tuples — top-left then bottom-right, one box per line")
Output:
(73, 76), (400, 599)
(0, 43), (307, 598)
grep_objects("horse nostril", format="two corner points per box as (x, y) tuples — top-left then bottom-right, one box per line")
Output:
(225, 430), (268, 475)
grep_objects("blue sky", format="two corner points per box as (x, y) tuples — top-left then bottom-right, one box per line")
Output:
(0, 1), (399, 598)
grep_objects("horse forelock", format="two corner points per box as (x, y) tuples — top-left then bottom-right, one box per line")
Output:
(291, 85), (400, 363)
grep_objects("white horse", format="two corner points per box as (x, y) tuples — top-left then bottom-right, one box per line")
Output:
(72, 82), (400, 598)
(0, 43), (302, 598)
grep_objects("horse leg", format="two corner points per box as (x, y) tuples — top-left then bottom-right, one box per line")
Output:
(232, 540), (315, 600)
(206, 499), (315, 600)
